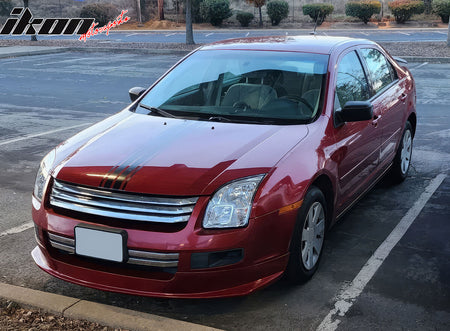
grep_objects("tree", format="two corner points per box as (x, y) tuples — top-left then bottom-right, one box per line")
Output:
(158, 0), (164, 20)
(22, 0), (37, 41)
(0, 0), (13, 17)
(447, 18), (450, 46)
(186, 0), (195, 44)
(136, 0), (142, 24)
(246, 0), (266, 27)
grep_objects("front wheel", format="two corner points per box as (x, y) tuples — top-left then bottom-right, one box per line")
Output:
(286, 186), (327, 284)
(389, 121), (413, 184)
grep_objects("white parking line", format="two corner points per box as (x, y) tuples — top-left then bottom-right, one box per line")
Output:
(34, 57), (96, 66)
(397, 32), (410, 36)
(0, 123), (91, 147)
(316, 173), (447, 331)
(410, 62), (428, 70)
(165, 33), (177, 37)
(425, 128), (450, 138)
(0, 222), (34, 238)
(205, 33), (214, 37)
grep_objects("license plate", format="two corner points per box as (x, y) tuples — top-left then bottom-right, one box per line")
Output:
(74, 226), (127, 263)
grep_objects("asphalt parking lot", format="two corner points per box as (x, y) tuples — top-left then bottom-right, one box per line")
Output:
(0, 52), (449, 330)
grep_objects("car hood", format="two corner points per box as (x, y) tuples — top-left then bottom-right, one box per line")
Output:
(55, 113), (308, 196)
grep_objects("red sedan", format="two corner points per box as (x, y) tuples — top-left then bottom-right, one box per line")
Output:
(32, 36), (416, 298)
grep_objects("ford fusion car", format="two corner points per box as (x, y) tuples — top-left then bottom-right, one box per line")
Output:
(31, 36), (416, 298)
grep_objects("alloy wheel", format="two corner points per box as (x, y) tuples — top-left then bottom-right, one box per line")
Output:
(401, 129), (412, 175)
(301, 201), (325, 270)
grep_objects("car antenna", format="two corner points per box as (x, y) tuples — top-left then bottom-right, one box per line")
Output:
(310, 12), (322, 35)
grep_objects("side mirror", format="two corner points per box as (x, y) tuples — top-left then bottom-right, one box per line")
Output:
(335, 101), (373, 127)
(129, 87), (146, 102)
(393, 56), (408, 66)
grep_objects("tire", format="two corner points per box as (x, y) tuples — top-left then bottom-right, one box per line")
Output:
(389, 121), (413, 184)
(286, 186), (327, 284)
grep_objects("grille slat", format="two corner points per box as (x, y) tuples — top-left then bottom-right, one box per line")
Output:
(128, 250), (179, 260)
(127, 257), (178, 268)
(48, 232), (179, 268)
(50, 179), (198, 224)
(48, 233), (75, 253)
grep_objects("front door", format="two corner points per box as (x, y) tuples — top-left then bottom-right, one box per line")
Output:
(360, 48), (405, 169)
(332, 50), (381, 214)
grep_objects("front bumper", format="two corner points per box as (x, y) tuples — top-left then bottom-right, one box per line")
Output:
(32, 245), (287, 298)
(32, 195), (297, 298)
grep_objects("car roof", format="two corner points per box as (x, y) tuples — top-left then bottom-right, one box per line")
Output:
(200, 36), (376, 55)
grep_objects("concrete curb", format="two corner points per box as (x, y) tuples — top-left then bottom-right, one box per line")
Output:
(112, 27), (449, 33)
(0, 46), (69, 59)
(67, 47), (191, 56)
(0, 45), (192, 58)
(69, 48), (450, 63)
(401, 56), (450, 63)
(0, 283), (222, 331)
(0, 45), (449, 63)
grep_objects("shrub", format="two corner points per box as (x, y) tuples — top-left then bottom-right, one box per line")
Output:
(80, 4), (118, 27)
(236, 11), (254, 27)
(0, 0), (13, 17)
(302, 4), (334, 26)
(192, 0), (205, 23)
(388, 0), (425, 23)
(423, 0), (432, 14)
(345, 1), (381, 24)
(432, 0), (450, 23)
(267, 0), (289, 26)
(200, 0), (232, 26)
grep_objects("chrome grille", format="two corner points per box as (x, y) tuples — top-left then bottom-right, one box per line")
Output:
(48, 232), (74, 253)
(48, 232), (179, 268)
(128, 250), (179, 268)
(50, 179), (198, 223)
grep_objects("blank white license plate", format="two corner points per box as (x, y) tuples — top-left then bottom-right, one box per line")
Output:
(75, 226), (126, 262)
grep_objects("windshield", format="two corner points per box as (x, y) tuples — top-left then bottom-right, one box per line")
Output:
(139, 50), (329, 124)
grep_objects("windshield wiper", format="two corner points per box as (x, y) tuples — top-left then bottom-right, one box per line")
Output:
(208, 116), (232, 122)
(140, 104), (178, 118)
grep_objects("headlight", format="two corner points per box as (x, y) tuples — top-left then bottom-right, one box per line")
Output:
(203, 175), (265, 229)
(33, 149), (56, 201)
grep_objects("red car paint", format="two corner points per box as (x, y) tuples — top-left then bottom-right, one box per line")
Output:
(32, 36), (416, 298)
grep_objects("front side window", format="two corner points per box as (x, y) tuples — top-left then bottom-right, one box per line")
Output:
(139, 50), (329, 124)
(361, 48), (396, 94)
(335, 51), (370, 109)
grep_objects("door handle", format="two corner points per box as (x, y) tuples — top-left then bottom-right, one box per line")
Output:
(400, 93), (407, 102)
(372, 115), (380, 127)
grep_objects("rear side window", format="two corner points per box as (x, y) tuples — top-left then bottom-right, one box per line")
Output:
(335, 51), (370, 109)
(361, 48), (397, 94)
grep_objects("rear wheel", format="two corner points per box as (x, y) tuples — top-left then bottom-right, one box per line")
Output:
(389, 121), (413, 184)
(286, 186), (326, 283)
